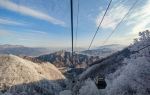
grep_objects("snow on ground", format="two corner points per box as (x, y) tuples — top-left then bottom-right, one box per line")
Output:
(60, 30), (150, 95)
(0, 54), (66, 95)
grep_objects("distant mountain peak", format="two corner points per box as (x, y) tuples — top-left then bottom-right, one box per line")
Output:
(54, 50), (68, 56)
(0, 44), (54, 56)
(94, 44), (126, 50)
(81, 44), (126, 58)
(35, 51), (100, 68)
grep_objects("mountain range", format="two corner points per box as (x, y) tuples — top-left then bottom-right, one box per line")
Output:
(35, 50), (100, 68)
(0, 44), (60, 56)
(0, 44), (125, 57)
(81, 44), (125, 57)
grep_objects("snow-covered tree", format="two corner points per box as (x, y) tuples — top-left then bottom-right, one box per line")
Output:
(59, 90), (72, 95)
(129, 30), (150, 58)
(106, 56), (150, 95)
(106, 30), (150, 95)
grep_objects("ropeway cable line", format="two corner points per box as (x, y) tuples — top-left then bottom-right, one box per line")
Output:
(74, 0), (80, 65)
(70, 0), (74, 65)
(75, 0), (80, 51)
(133, 44), (150, 53)
(102, 0), (140, 45)
(88, 0), (112, 50)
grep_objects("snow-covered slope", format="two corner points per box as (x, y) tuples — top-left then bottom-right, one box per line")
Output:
(60, 30), (150, 95)
(106, 56), (150, 95)
(0, 54), (65, 95)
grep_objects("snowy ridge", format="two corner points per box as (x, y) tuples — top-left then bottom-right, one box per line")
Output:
(0, 54), (65, 95)
(59, 30), (150, 95)
(36, 50), (100, 68)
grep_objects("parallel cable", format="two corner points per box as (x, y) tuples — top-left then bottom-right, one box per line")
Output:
(70, 0), (74, 65)
(88, 0), (112, 50)
(102, 0), (139, 45)
(75, 0), (80, 51)
(134, 44), (150, 53)
(74, 0), (80, 65)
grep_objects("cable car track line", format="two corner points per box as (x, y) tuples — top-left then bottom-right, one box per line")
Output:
(88, 0), (112, 50)
(102, 0), (139, 45)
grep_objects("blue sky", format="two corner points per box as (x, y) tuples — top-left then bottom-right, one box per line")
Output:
(0, 0), (150, 48)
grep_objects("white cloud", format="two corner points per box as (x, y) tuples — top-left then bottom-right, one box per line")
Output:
(96, 4), (128, 29)
(0, 0), (65, 26)
(131, 19), (150, 35)
(0, 29), (52, 47)
(125, 20), (135, 26)
(128, 0), (150, 35)
(0, 29), (12, 36)
(22, 29), (49, 35)
(28, 30), (48, 35)
(96, 0), (150, 32)
(94, 0), (150, 45)
(0, 18), (24, 25)
(0, 29), (48, 37)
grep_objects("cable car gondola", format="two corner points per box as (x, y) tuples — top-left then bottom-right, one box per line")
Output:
(94, 76), (107, 89)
